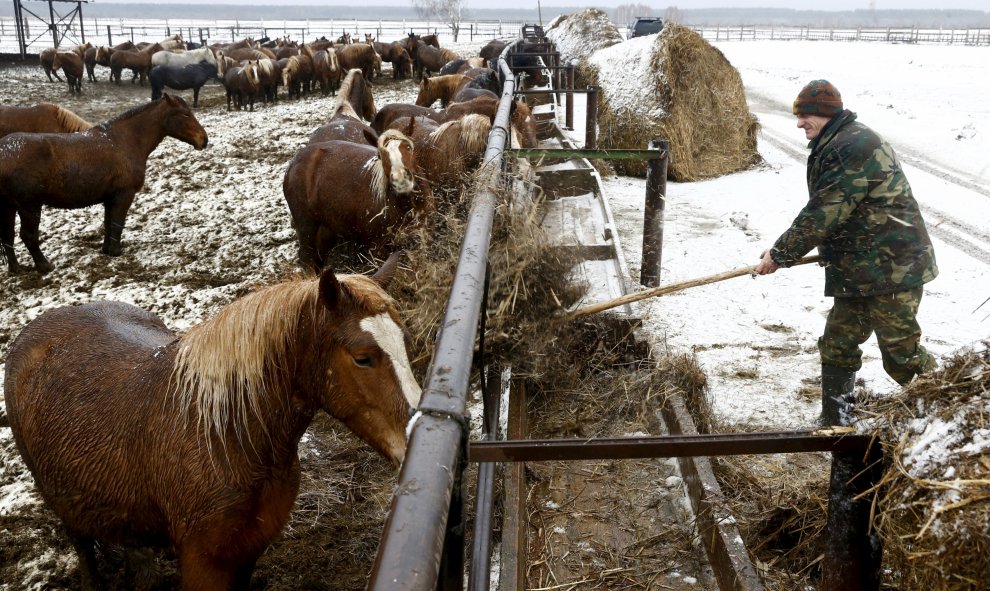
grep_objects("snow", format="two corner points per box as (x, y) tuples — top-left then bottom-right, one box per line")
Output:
(562, 38), (990, 430)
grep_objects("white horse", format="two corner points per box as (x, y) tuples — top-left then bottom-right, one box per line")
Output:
(152, 46), (217, 68)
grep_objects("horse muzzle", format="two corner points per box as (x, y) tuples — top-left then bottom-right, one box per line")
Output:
(391, 169), (415, 194)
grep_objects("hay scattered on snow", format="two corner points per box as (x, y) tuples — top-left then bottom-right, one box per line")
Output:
(867, 343), (990, 590)
(577, 23), (760, 181)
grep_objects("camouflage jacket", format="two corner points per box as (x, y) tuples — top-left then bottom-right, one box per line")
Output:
(770, 110), (938, 297)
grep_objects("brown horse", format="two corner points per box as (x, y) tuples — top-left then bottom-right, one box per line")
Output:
(415, 74), (468, 107)
(53, 51), (84, 93)
(337, 43), (379, 83)
(308, 69), (378, 145)
(109, 47), (153, 85)
(4, 254), (420, 590)
(283, 129), (433, 270)
(388, 114), (492, 201)
(371, 97), (537, 148)
(413, 44), (459, 80)
(312, 48), (341, 96)
(39, 47), (62, 82)
(0, 95), (208, 274)
(221, 58), (261, 111)
(279, 54), (314, 99)
(0, 103), (92, 139)
(373, 41), (412, 79)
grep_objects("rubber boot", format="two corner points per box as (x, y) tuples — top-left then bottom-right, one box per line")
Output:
(820, 364), (857, 427)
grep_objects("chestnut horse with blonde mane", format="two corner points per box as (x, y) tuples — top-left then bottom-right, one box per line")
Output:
(0, 103), (92, 139)
(283, 129), (433, 270)
(4, 253), (420, 590)
(308, 68), (379, 145)
(0, 95), (208, 274)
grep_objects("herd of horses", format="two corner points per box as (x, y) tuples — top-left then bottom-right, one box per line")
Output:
(1, 31), (545, 590)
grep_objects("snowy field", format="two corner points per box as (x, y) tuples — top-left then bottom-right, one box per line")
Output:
(592, 39), (990, 429)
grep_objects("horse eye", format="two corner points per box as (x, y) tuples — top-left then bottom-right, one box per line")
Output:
(353, 355), (375, 368)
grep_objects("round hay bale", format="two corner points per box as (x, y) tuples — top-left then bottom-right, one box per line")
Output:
(870, 343), (990, 590)
(545, 9), (623, 66)
(581, 23), (760, 181)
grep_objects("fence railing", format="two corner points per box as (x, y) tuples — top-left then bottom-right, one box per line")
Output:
(691, 24), (990, 45)
(0, 16), (525, 55)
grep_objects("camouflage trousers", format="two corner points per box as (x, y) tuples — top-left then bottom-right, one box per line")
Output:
(818, 287), (937, 386)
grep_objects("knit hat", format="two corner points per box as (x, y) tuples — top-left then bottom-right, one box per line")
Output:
(793, 80), (843, 117)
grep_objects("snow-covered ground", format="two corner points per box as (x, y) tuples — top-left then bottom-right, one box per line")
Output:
(581, 39), (990, 429)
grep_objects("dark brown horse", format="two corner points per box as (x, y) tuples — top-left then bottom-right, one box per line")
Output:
(312, 48), (341, 96)
(371, 97), (538, 148)
(4, 254), (420, 590)
(0, 103), (92, 139)
(413, 43), (459, 80)
(39, 47), (62, 82)
(336, 43), (379, 83)
(283, 129), (433, 270)
(372, 41), (412, 79)
(308, 69), (378, 145)
(0, 95), (208, 274)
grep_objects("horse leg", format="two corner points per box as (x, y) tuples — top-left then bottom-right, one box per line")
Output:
(176, 541), (260, 591)
(102, 193), (135, 256)
(17, 204), (53, 274)
(69, 536), (103, 591)
(1, 203), (20, 273)
(193, 86), (200, 108)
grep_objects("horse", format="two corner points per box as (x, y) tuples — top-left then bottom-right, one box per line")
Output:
(254, 58), (281, 103)
(308, 69), (378, 145)
(373, 41), (412, 79)
(509, 45), (549, 86)
(336, 32), (352, 45)
(387, 114), (492, 202)
(109, 48), (153, 85)
(421, 34), (440, 48)
(3, 253), (420, 590)
(39, 47), (62, 82)
(437, 57), (486, 76)
(283, 129), (433, 270)
(150, 61), (218, 107)
(479, 39), (509, 64)
(52, 51), (84, 94)
(222, 59), (261, 111)
(0, 95), (208, 274)
(372, 103), (445, 134)
(415, 74), (468, 108)
(337, 43), (379, 83)
(151, 46), (217, 69)
(312, 48), (341, 96)
(279, 54), (313, 99)
(83, 45), (98, 82)
(413, 43), (459, 80)
(0, 103), (92, 139)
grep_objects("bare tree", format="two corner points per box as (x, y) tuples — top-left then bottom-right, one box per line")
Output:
(413, 0), (466, 42)
(664, 6), (684, 24)
(614, 4), (654, 27)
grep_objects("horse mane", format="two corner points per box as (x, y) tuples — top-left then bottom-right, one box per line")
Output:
(332, 69), (363, 119)
(50, 104), (92, 132)
(102, 97), (172, 127)
(172, 275), (391, 446)
(455, 114), (491, 154)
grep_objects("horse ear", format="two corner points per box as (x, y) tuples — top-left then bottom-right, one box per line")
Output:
(318, 267), (342, 311)
(372, 252), (402, 289)
(403, 117), (415, 138)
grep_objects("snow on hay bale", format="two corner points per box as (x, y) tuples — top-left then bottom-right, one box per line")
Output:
(545, 9), (623, 65)
(580, 23), (759, 180)
(870, 344), (990, 589)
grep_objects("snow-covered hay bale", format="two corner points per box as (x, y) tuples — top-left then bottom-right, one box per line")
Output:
(871, 344), (990, 590)
(545, 9), (623, 66)
(583, 23), (760, 180)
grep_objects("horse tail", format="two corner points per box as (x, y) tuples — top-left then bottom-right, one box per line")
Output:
(51, 104), (93, 132)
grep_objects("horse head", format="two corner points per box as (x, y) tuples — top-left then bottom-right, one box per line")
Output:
(377, 129), (416, 195)
(310, 253), (420, 464)
(415, 77), (434, 107)
(511, 100), (539, 148)
(160, 94), (208, 150)
(243, 59), (261, 87)
(281, 56), (298, 88)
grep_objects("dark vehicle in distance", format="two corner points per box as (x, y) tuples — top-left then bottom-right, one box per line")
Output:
(627, 17), (664, 38)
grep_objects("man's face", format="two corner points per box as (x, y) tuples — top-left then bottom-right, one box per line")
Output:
(796, 114), (832, 141)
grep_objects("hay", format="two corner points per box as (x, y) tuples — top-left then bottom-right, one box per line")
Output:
(579, 23), (761, 181)
(544, 9), (623, 66)
(867, 343), (990, 590)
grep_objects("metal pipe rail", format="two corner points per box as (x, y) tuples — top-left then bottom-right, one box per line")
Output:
(366, 39), (522, 591)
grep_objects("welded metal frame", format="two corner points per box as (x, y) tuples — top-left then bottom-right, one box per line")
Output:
(11, 0), (87, 59)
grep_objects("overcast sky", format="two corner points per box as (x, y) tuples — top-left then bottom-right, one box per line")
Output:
(91, 0), (990, 8)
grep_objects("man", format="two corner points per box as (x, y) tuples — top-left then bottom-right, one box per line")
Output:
(754, 79), (938, 425)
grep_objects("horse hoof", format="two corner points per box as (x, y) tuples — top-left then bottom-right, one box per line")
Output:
(35, 262), (54, 274)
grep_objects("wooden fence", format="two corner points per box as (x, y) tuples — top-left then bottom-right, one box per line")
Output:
(691, 25), (990, 45)
(0, 16), (525, 55)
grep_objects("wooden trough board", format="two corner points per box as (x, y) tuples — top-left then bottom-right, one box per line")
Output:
(500, 95), (763, 590)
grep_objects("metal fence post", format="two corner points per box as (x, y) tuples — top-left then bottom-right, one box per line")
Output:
(584, 85), (598, 149)
(564, 64), (574, 130)
(641, 139), (669, 287)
